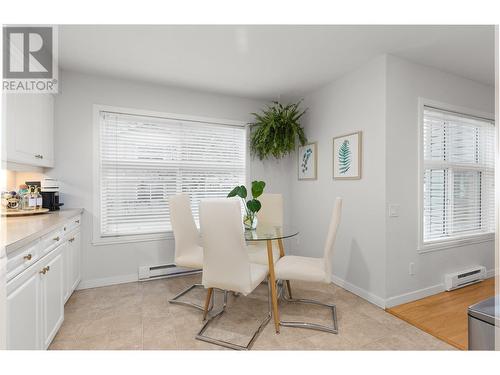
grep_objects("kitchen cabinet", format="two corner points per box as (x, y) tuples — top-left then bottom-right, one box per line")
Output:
(63, 230), (81, 303)
(6, 269), (41, 350)
(7, 246), (63, 350)
(6, 214), (81, 349)
(4, 93), (54, 168)
(0, 246), (6, 349)
(69, 231), (82, 292)
(41, 251), (64, 348)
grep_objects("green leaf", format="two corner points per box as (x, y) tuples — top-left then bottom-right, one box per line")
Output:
(338, 140), (351, 174)
(246, 199), (261, 213)
(249, 100), (308, 160)
(251, 180), (266, 198)
(227, 186), (240, 198)
(238, 185), (247, 199)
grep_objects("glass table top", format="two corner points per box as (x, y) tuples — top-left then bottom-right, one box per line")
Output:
(243, 224), (299, 241)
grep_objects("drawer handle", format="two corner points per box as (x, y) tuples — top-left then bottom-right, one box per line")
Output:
(69, 237), (75, 242)
(53, 236), (60, 241)
(39, 266), (49, 275)
(34, 154), (44, 159)
(64, 227), (67, 231)
(75, 220), (80, 224)
(23, 254), (33, 261)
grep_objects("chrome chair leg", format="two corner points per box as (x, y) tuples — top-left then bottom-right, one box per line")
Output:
(277, 281), (338, 334)
(195, 282), (271, 350)
(169, 283), (214, 312)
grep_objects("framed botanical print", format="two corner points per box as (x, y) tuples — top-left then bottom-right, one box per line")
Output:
(298, 142), (317, 180)
(333, 131), (362, 179)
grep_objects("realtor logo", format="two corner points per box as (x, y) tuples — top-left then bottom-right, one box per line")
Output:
(3, 26), (58, 93)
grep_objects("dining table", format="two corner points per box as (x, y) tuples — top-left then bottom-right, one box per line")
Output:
(244, 224), (299, 333)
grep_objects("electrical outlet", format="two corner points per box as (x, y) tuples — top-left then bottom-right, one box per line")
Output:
(389, 204), (400, 217)
(409, 262), (415, 276)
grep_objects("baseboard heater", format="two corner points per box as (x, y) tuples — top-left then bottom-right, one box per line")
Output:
(138, 263), (201, 281)
(444, 266), (486, 291)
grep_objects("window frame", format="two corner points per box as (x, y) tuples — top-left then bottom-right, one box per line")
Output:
(92, 104), (250, 245)
(417, 98), (495, 253)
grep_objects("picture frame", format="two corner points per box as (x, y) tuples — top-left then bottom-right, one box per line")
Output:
(298, 142), (317, 180)
(333, 131), (362, 180)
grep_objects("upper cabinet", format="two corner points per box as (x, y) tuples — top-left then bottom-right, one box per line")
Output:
(4, 93), (54, 168)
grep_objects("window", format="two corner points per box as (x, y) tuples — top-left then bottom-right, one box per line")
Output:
(97, 109), (247, 239)
(421, 106), (494, 248)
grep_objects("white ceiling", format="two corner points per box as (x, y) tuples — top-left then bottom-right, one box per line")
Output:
(59, 25), (495, 99)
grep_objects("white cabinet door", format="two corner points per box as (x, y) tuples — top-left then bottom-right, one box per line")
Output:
(6, 271), (41, 350)
(41, 252), (64, 349)
(0, 255), (6, 349)
(37, 94), (54, 166)
(70, 232), (81, 291)
(4, 93), (54, 167)
(63, 231), (81, 304)
(62, 240), (72, 303)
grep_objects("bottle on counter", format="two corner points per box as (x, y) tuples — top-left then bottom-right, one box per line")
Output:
(34, 187), (43, 210)
(25, 185), (36, 211)
(18, 184), (29, 210)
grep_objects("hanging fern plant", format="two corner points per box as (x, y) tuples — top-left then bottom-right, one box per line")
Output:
(249, 100), (308, 160)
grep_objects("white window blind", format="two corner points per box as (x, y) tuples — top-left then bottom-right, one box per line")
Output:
(99, 111), (246, 237)
(422, 106), (494, 244)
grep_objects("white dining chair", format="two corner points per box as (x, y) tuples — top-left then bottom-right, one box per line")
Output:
(257, 193), (284, 226)
(196, 198), (271, 350)
(168, 194), (212, 311)
(246, 193), (282, 265)
(274, 197), (342, 334)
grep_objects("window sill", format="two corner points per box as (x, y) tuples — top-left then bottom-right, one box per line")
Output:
(92, 231), (174, 246)
(417, 233), (494, 254)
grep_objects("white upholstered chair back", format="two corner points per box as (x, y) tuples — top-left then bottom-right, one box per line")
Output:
(322, 198), (342, 282)
(257, 193), (283, 226)
(169, 194), (200, 263)
(200, 198), (253, 294)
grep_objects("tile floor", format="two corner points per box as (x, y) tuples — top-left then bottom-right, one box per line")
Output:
(49, 274), (454, 350)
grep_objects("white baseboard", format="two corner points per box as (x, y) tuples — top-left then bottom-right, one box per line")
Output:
(76, 269), (498, 301)
(330, 274), (386, 308)
(77, 273), (138, 290)
(385, 283), (444, 308)
(385, 268), (497, 308)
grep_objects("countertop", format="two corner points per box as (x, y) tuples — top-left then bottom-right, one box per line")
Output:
(1, 208), (83, 255)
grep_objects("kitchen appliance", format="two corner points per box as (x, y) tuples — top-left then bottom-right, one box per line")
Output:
(40, 191), (63, 211)
(36, 178), (64, 211)
(468, 296), (500, 350)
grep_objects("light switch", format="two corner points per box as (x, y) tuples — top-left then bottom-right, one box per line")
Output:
(389, 204), (400, 217)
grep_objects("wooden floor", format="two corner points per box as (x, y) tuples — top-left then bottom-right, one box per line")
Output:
(387, 278), (495, 350)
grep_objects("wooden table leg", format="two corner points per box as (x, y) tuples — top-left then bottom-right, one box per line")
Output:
(203, 288), (213, 321)
(267, 239), (280, 333)
(277, 238), (292, 299)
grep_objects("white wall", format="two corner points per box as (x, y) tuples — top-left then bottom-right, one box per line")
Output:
(290, 56), (387, 306)
(51, 70), (290, 288)
(384, 55), (495, 306)
(290, 54), (495, 308)
(53, 57), (495, 305)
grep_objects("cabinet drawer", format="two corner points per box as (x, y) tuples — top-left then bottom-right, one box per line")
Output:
(6, 241), (41, 281)
(65, 215), (81, 234)
(39, 227), (65, 256)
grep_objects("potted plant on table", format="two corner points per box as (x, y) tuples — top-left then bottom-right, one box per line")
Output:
(227, 180), (265, 230)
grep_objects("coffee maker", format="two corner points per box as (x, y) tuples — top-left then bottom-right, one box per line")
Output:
(39, 178), (64, 211)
